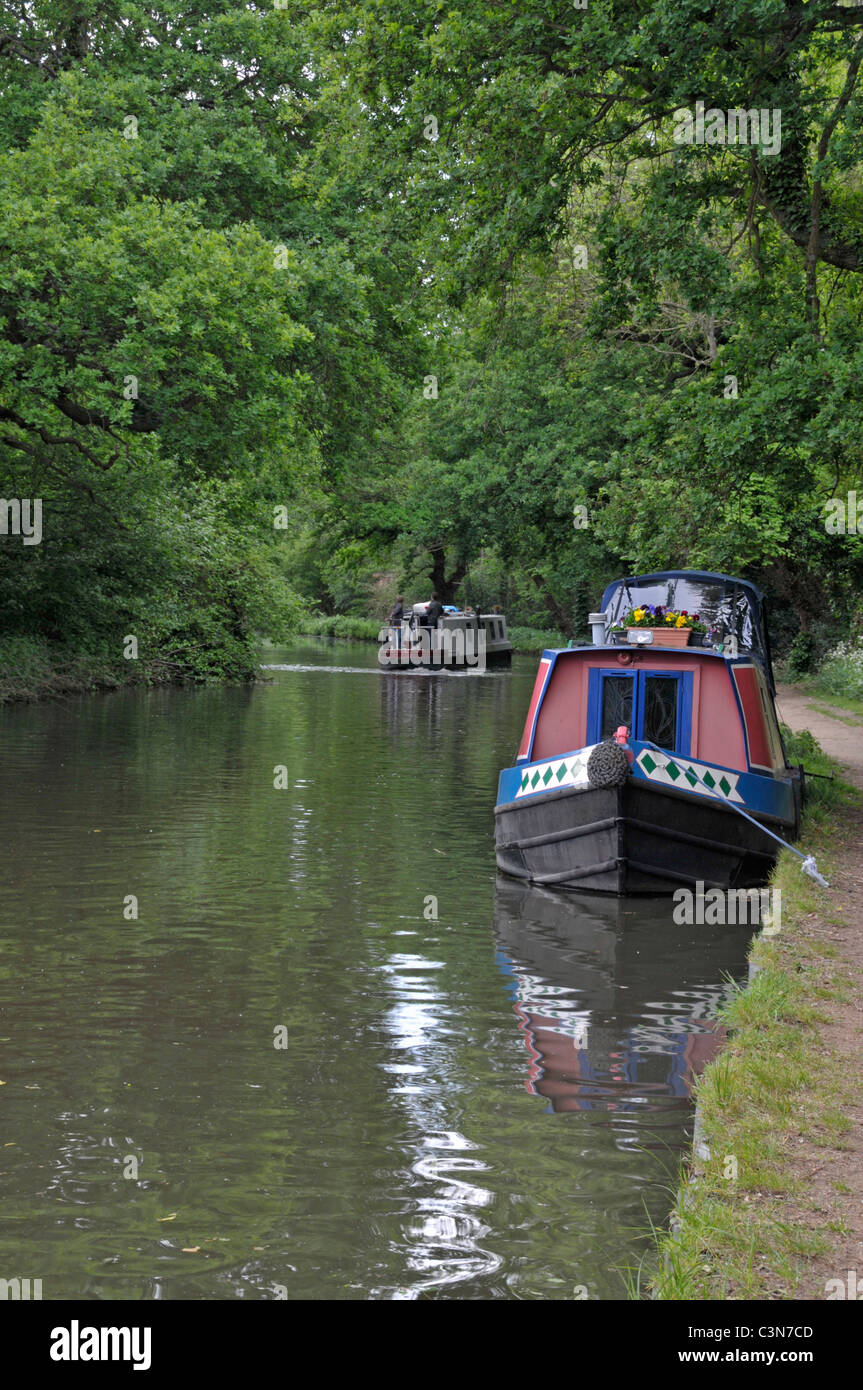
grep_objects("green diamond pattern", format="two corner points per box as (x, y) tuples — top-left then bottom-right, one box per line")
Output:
(517, 745), (637, 799)
(635, 748), (741, 804)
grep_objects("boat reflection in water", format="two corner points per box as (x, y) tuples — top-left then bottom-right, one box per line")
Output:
(493, 877), (752, 1127)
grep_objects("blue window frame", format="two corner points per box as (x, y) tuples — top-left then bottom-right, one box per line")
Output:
(587, 669), (693, 755)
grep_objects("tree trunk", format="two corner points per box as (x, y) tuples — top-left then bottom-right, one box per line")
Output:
(427, 545), (467, 604)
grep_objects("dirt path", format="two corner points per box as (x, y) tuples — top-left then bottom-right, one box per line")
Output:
(775, 683), (863, 788)
(771, 684), (863, 1299)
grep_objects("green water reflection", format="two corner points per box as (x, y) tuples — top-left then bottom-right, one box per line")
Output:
(0, 641), (748, 1299)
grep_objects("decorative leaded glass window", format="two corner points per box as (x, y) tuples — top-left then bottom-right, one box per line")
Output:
(643, 676), (678, 750)
(601, 676), (633, 738)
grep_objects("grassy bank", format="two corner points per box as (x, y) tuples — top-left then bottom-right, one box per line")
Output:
(647, 729), (861, 1299)
(297, 614), (568, 655)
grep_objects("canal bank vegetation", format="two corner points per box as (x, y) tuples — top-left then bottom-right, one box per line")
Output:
(0, 482), (306, 702)
(813, 640), (863, 708)
(0, 635), (132, 704)
(647, 729), (862, 1300)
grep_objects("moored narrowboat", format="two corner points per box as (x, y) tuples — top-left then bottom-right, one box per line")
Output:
(494, 571), (802, 895)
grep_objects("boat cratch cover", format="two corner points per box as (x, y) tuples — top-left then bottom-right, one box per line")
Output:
(601, 571), (775, 685)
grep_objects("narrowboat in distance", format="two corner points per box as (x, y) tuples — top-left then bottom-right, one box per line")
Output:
(494, 571), (802, 895)
(379, 603), (512, 671)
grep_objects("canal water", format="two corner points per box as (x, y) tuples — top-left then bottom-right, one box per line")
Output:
(0, 640), (751, 1300)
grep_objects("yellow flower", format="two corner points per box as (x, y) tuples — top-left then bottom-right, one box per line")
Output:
(676, 614), (686, 628)
(665, 613), (674, 623)
(633, 607), (645, 621)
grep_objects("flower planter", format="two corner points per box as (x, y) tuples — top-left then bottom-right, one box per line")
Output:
(627, 626), (691, 648)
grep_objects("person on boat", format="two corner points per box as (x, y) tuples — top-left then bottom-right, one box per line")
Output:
(388, 596), (404, 624)
(423, 594), (444, 628)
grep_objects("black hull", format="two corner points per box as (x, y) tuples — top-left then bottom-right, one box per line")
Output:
(494, 779), (797, 896)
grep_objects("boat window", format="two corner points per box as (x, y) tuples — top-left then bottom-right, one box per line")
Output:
(643, 676), (678, 751)
(588, 667), (691, 756)
(601, 676), (634, 738)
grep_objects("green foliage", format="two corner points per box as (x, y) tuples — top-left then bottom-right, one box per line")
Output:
(0, 2), (423, 683)
(787, 633), (818, 678)
(506, 626), (568, 654)
(817, 638), (863, 703)
(0, 634), (121, 704)
(780, 726), (826, 766)
(779, 723), (845, 812)
(3, 2), (863, 670)
(298, 615), (382, 642)
(297, 0), (863, 637)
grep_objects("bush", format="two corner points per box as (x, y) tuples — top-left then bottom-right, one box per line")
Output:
(507, 625), (567, 653)
(787, 631), (817, 677)
(0, 635), (125, 703)
(298, 615), (382, 641)
(816, 637), (863, 703)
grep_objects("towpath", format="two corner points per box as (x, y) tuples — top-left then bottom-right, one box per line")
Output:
(775, 684), (863, 788)
(771, 684), (863, 1299)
